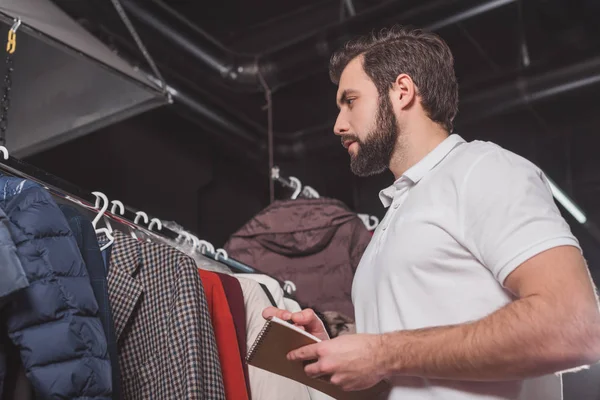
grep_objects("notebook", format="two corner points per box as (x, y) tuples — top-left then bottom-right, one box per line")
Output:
(246, 316), (389, 400)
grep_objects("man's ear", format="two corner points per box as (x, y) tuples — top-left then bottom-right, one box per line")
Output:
(391, 73), (417, 110)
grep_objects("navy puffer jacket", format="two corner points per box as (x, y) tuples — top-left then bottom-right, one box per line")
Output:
(0, 175), (112, 399)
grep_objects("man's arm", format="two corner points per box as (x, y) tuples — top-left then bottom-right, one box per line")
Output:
(380, 245), (600, 381)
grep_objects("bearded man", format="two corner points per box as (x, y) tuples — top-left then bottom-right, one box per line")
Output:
(264, 26), (600, 400)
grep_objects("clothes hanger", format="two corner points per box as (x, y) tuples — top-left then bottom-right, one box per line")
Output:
(289, 176), (302, 200)
(197, 239), (215, 255)
(148, 218), (163, 232)
(111, 200), (125, 215)
(214, 248), (228, 262)
(91, 192), (115, 251)
(301, 185), (320, 198)
(104, 200), (124, 234)
(132, 211), (149, 240)
(0, 146), (8, 161)
(357, 213), (380, 231)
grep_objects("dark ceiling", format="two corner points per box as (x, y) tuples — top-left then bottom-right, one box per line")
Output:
(47, 0), (600, 159)
(28, 0), (600, 272)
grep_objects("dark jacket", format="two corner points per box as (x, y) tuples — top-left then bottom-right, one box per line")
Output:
(0, 207), (28, 304)
(224, 198), (372, 317)
(0, 176), (112, 399)
(60, 205), (121, 400)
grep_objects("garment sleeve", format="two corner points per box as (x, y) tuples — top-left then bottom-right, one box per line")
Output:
(459, 148), (581, 286)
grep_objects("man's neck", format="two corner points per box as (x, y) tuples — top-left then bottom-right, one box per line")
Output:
(389, 122), (449, 180)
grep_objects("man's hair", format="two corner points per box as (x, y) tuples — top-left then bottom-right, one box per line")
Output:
(329, 25), (459, 133)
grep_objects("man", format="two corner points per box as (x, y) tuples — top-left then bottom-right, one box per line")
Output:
(263, 26), (600, 399)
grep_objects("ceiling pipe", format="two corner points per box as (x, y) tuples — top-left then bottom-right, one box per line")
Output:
(161, 54), (600, 158)
(122, 0), (517, 92)
(457, 56), (600, 125)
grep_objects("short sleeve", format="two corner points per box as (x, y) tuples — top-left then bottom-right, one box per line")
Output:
(459, 148), (581, 286)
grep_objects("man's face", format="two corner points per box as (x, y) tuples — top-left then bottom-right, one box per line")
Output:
(334, 57), (398, 177)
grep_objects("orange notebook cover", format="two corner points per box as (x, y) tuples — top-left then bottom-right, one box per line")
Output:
(246, 316), (388, 400)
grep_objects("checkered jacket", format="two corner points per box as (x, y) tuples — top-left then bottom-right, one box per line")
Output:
(107, 230), (225, 400)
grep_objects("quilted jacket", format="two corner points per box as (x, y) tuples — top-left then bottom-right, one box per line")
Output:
(0, 207), (28, 305)
(0, 175), (112, 399)
(224, 198), (372, 317)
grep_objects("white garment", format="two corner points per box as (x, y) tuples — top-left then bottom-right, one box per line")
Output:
(237, 276), (312, 400)
(237, 275), (335, 400)
(353, 134), (581, 400)
(236, 273), (287, 308)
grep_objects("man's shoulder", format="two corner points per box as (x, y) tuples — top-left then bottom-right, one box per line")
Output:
(454, 139), (540, 176)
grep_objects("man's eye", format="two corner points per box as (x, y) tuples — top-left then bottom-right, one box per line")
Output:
(346, 98), (355, 105)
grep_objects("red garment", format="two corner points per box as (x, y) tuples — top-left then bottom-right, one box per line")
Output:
(217, 273), (252, 399)
(199, 270), (249, 400)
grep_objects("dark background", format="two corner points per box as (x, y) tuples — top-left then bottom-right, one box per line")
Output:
(19, 1), (600, 397)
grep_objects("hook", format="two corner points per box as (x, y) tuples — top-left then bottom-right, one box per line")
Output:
(91, 192), (109, 229)
(134, 211), (149, 225)
(368, 215), (380, 230)
(289, 176), (302, 199)
(178, 231), (190, 244)
(215, 248), (228, 261)
(283, 280), (297, 296)
(184, 232), (195, 247)
(357, 213), (380, 231)
(301, 186), (320, 198)
(7, 19), (21, 55)
(190, 235), (201, 249)
(110, 200), (125, 215)
(10, 19), (21, 33)
(91, 192), (115, 250)
(197, 240), (214, 255)
(0, 146), (8, 160)
(148, 218), (163, 231)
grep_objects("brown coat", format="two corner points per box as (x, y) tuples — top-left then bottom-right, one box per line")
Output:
(224, 198), (372, 317)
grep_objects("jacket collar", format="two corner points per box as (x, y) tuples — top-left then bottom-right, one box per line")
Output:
(107, 230), (144, 340)
(379, 134), (465, 207)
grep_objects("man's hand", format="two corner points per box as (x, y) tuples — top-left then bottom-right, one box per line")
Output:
(287, 334), (388, 392)
(263, 307), (329, 340)
(262, 307), (330, 341)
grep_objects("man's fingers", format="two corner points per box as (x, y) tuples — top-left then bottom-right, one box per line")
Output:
(262, 307), (291, 321)
(288, 343), (320, 361)
(304, 361), (332, 380)
(292, 309), (326, 334)
(291, 308), (316, 324)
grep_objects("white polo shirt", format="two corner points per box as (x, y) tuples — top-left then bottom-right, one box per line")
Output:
(352, 134), (581, 400)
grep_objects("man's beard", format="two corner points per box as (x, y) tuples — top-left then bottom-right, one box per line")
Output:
(346, 95), (398, 177)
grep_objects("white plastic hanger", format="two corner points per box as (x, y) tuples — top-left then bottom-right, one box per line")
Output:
(289, 176), (302, 199)
(91, 192), (115, 251)
(104, 200), (125, 234)
(0, 146), (8, 160)
(111, 200), (125, 215)
(301, 185), (320, 198)
(215, 248), (228, 262)
(134, 211), (149, 225)
(283, 280), (297, 296)
(357, 213), (380, 231)
(189, 234), (201, 251)
(197, 240), (215, 255)
(131, 211), (149, 240)
(148, 218), (163, 231)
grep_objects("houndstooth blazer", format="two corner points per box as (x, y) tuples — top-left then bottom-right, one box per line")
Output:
(106, 230), (225, 400)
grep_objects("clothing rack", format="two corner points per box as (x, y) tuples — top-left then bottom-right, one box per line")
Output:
(270, 165), (380, 231)
(0, 147), (268, 277)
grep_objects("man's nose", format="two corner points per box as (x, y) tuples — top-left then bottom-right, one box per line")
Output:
(334, 114), (350, 136)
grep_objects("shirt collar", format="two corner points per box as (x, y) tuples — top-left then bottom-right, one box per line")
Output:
(379, 134), (466, 208)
